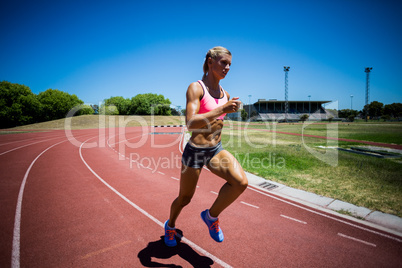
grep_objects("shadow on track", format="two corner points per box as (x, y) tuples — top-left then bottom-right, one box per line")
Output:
(138, 230), (213, 267)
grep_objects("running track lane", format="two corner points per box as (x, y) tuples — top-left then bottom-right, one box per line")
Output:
(1, 128), (401, 267)
(99, 128), (402, 267)
(0, 130), (101, 267)
(0, 130), (72, 266)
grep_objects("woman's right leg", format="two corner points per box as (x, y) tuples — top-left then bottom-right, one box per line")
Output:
(168, 164), (201, 228)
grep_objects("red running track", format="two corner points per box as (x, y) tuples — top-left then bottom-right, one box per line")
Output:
(0, 127), (401, 267)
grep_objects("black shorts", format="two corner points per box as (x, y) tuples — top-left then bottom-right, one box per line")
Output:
(181, 141), (224, 169)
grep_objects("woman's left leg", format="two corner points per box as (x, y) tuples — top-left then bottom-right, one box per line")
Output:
(206, 150), (248, 218)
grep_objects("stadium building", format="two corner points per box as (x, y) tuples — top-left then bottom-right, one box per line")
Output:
(227, 99), (334, 122)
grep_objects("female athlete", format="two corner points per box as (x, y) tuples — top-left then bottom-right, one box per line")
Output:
(164, 46), (248, 247)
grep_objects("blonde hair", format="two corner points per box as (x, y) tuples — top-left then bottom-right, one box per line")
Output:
(202, 46), (231, 80)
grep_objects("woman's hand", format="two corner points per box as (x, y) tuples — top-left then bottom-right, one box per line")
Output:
(223, 97), (241, 113)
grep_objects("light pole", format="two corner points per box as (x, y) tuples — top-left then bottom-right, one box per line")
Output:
(365, 67), (373, 122)
(308, 95), (311, 117)
(350, 95), (353, 110)
(248, 94), (252, 121)
(284, 66), (290, 122)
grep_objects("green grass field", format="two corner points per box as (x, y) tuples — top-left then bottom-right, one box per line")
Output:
(231, 121), (402, 145)
(8, 116), (402, 218)
(222, 121), (402, 217)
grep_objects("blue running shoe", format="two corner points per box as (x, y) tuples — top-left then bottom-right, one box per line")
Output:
(201, 210), (224, 242)
(164, 220), (177, 247)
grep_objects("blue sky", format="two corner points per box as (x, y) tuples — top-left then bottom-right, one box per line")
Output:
(1, 0), (401, 111)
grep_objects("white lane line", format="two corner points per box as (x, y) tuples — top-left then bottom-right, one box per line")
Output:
(178, 127), (186, 154)
(79, 137), (232, 268)
(248, 186), (402, 243)
(0, 138), (37, 147)
(170, 175), (199, 189)
(338, 233), (377, 247)
(157, 171), (165, 175)
(0, 135), (54, 147)
(11, 140), (66, 268)
(106, 132), (149, 160)
(0, 136), (63, 156)
(240, 201), (259, 209)
(210, 191), (219, 195)
(81, 240), (132, 259)
(170, 177), (199, 188)
(280, 214), (307, 224)
(108, 132), (147, 146)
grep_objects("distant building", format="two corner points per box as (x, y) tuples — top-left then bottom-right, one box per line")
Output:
(227, 99), (333, 121)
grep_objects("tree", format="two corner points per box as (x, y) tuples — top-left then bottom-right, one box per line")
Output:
(103, 96), (131, 115)
(129, 93), (171, 115)
(76, 104), (94, 115)
(0, 82), (88, 128)
(99, 104), (119, 115)
(300, 114), (309, 122)
(338, 109), (358, 119)
(0, 81), (41, 128)
(37, 89), (84, 121)
(365, 101), (384, 119)
(241, 109), (248, 121)
(170, 107), (182, 116)
(384, 103), (402, 118)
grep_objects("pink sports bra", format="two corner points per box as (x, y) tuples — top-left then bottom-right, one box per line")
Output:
(197, 80), (228, 120)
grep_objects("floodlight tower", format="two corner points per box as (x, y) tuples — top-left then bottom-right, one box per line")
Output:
(284, 66), (290, 122)
(364, 67), (373, 122)
(248, 94), (252, 120)
(350, 95), (353, 110)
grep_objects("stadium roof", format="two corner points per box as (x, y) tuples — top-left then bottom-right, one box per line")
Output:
(254, 99), (331, 104)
